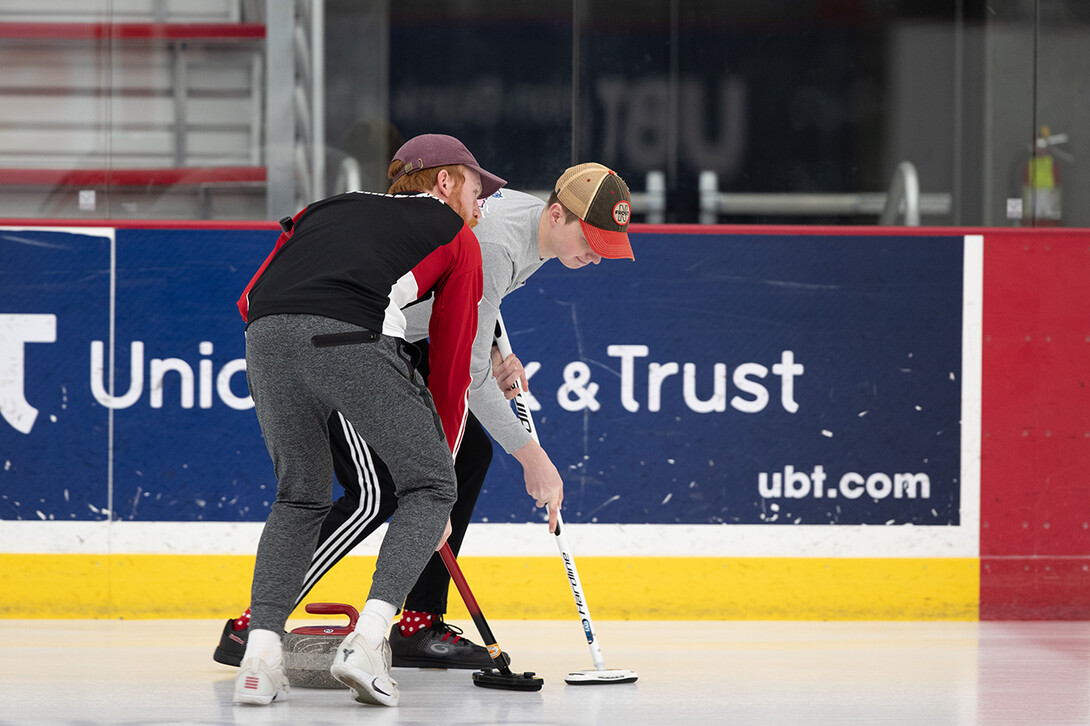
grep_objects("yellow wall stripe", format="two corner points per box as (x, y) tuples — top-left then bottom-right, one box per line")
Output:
(0, 554), (978, 620)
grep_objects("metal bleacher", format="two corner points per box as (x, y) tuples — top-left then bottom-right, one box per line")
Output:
(0, 0), (271, 220)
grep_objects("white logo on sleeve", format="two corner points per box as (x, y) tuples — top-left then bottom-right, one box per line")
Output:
(0, 314), (57, 434)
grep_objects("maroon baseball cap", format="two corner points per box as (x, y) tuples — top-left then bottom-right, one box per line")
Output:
(390, 134), (506, 199)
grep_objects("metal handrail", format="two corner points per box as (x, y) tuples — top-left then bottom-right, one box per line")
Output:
(880, 161), (920, 225)
(334, 156), (361, 193)
(639, 170), (666, 224)
(699, 163), (950, 225)
(291, 0), (324, 205)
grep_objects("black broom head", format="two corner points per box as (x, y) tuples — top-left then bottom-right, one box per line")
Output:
(472, 668), (544, 691)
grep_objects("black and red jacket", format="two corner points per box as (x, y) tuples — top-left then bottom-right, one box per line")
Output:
(238, 191), (482, 456)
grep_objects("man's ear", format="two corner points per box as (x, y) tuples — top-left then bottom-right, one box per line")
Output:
(435, 169), (453, 200)
(548, 202), (566, 226)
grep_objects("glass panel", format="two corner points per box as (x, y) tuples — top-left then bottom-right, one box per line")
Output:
(577, 1), (967, 225)
(981, 0), (1038, 228)
(365, 0), (574, 196)
(1027, 0), (1089, 227)
(575, 0), (673, 220)
(1, 1), (1088, 226)
(0, 4), (267, 221)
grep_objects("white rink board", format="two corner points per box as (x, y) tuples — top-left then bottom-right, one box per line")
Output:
(0, 518), (977, 558)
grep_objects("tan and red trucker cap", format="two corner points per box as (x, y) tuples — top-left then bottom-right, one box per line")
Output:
(554, 163), (635, 260)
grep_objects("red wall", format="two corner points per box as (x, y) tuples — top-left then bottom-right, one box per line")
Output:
(980, 229), (1090, 619)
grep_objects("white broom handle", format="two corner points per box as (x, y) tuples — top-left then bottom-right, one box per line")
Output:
(553, 512), (607, 671)
(493, 313), (607, 672)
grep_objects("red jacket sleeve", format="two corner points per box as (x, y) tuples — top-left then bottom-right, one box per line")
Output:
(412, 225), (483, 456)
(237, 209), (306, 321)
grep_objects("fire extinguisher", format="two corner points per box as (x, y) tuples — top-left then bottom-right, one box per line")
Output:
(1022, 125), (1070, 226)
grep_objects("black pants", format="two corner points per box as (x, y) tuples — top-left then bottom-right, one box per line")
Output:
(290, 340), (493, 615)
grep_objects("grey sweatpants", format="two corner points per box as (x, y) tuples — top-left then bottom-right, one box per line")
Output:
(244, 314), (457, 633)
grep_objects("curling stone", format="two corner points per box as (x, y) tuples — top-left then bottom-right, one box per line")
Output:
(283, 602), (358, 689)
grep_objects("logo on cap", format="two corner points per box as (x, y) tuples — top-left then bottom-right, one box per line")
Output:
(612, 200), (631, 227)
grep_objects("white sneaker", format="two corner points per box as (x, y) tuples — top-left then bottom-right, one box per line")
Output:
(234, 657), (290, 705)
(329, 631), (400, 707)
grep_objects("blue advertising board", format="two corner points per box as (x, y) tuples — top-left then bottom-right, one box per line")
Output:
(490, 232), (964, 526)
(0, 227), (111, 520)
(1, 226), (964, 529)
(1, 226), (273, 523)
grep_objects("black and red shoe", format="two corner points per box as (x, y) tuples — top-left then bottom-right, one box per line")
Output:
(389, 617), (511, 669)
(213, 618), (248, 667)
